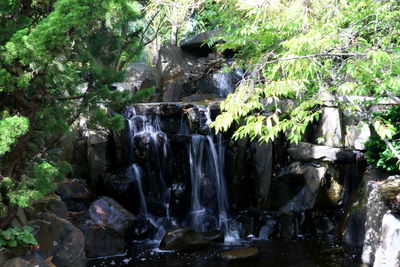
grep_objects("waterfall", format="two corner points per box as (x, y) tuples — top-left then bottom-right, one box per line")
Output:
(123, 106), (171, 238)
(186, 106), (238, 241)
(188, 135), (206, 232)
(123, 104), (237, 242)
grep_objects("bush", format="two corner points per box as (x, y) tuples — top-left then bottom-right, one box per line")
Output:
(365, 105), (400, 173)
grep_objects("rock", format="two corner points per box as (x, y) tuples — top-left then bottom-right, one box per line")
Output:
(88, 196), (135, 235)
(0, 248), (12, 266)
(252, 141), (273, 209)
(220, 247), (258, 260)
(2, 253), (53, 267)
(131, 215), (157, 239)
(373, 213), (400, 267)
(112, 63), (160, 95)
(134, 103), (185, 117)
(156, 45), (203, 102)
(362, 182), (389, 266)
(78, 224), (127, 258)
(181, 93), (222, 102)
(159, 228), (224, 251)
(314, 166), (343, 209)
(87, 128), (110, 187)
(9, 208), (27, 228)
(378, 175), (400, 213)
(315, 107), (343, 147)
(2, 257), (29, 267)
(344, 121), (371, 150)
(194, 72), (240, 98)
(180, 29), (221, 49)
(269, 162), (335, 211)
(57, 180), (91, 211)
(25, 197), (68, 221)
(288, 142), (364, 163)
(73, 138), (89, 179)
(258, 220), (277, 240)
(34, 213), (86, 267)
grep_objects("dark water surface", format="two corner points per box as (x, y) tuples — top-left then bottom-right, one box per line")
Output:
(88, 238), (361, 267)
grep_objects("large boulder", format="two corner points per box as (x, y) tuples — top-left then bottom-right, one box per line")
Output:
(156, 45), (204, 102)
(159, 228), (224, 251)
(88, 196), (135, 235)
(33, 213), (86, 267)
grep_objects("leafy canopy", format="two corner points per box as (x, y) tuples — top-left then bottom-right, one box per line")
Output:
(201, 0), (400, 168)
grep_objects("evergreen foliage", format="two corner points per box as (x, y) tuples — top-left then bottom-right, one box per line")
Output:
(0, 0), (148, 225)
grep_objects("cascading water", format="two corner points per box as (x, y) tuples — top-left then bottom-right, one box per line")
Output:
(123, 106), (171, 240)
(187, 106), (238, 241)
(123, 104), (237, 243)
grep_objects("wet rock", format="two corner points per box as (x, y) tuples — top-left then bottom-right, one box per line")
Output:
(34, 213), (86, 267)
(220, 247), (259, 260)
(57, 180), (91, 211)
(315, 107), (343, 147)
(89, 196), (135, 235)
(79, 224), (127, 258)
(259, 220), (277, 240)
(131, 215), (157, 239)
(134, 103), (185, 117)
(25, 197), (68, 221)
(288, 142), (364, 163)
(277, 214), (296, 239)
(159, 228), (224, 251)
(314, 166), (343, 209)
(186, 107), (201, 133)
(195, 72), (240, 98)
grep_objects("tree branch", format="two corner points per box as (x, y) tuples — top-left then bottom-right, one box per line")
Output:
(385, 90), (400, 104)
(263, 52), (365, 65)
(343, 95), (400, 161)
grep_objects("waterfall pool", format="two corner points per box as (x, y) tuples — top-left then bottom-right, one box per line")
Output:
(87, 237), (361, 267)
